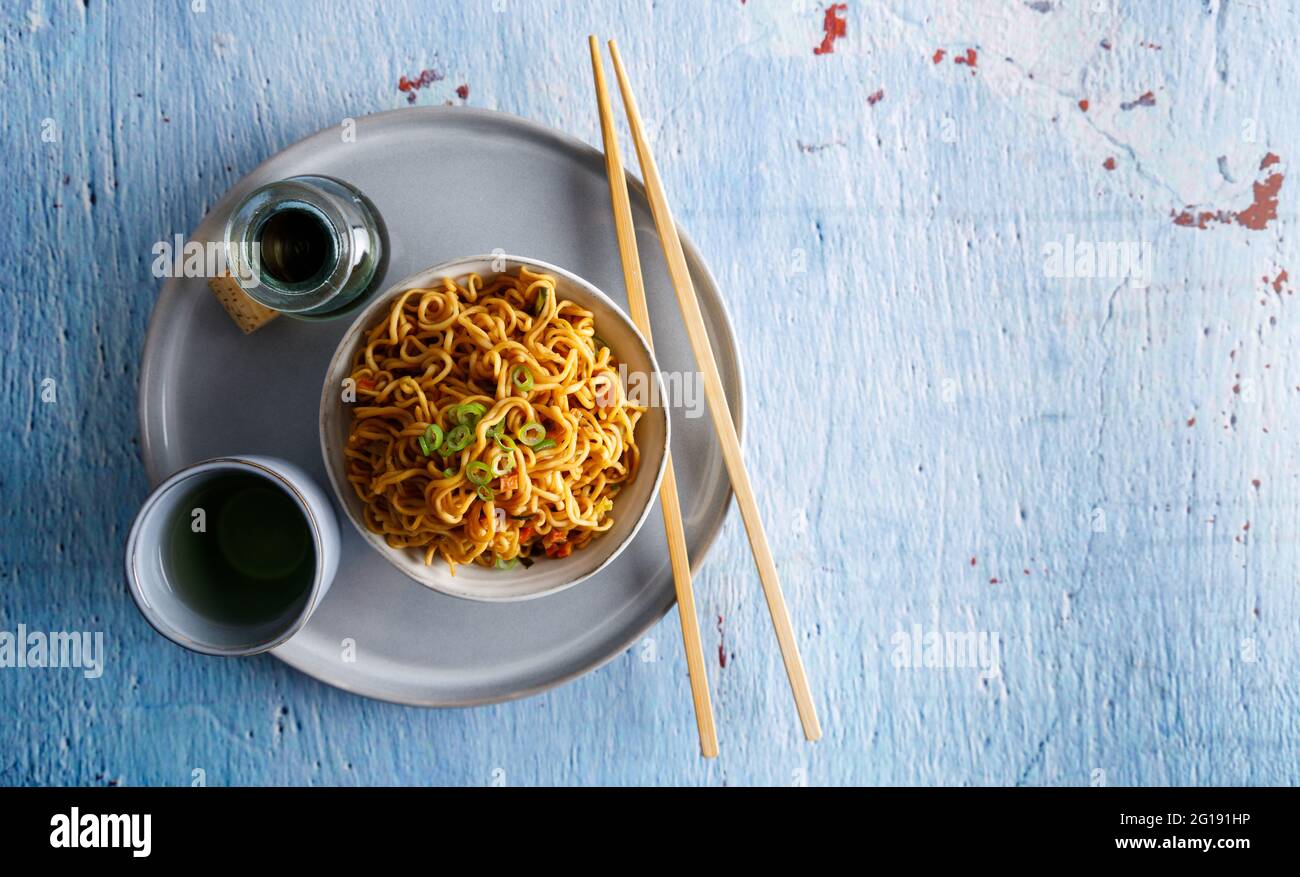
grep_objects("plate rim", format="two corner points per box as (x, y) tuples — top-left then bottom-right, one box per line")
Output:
(137, 105), (746, 707)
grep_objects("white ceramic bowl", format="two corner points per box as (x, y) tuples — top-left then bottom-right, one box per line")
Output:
(320, 255), (670, 602)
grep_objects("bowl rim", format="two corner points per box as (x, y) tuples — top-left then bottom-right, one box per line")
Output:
(318, 254), (671, 602)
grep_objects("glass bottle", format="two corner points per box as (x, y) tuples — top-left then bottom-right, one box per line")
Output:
(224, 175), (385, 319)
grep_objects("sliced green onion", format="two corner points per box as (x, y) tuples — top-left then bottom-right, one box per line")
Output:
(423, 423), (444, 451)
(494, 556), (518, 570)
(443, 466), (457, 478)
(443, 424), (473, 452)
(452, 402), (487, 427)
(494, 432), (516, 452)
(477, 484), (495, 502)
(534, 288), (548, 315)
(531, 438), (556, 452)
(491, 451), (515, 477)
(417, 435), (433, 457)
(485, 420), (503, 440)
(511, 365), (534, 394)
(516, 421), (546, 446)
(466, 461), (492, 486)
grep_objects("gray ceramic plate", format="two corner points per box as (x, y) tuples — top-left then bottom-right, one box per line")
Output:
(138, 107), (743, 706)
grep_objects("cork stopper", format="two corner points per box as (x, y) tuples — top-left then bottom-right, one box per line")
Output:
(207, 272), (279, 334)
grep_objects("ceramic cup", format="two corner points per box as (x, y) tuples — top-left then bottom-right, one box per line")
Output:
(125, 455), (340, 656)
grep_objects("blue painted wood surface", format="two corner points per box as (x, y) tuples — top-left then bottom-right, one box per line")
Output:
(2, 0), (1297, 786)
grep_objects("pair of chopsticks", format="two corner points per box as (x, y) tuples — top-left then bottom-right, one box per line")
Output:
(588, 37), (822, 755)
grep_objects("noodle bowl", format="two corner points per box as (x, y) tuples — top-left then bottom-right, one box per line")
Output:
(343, 265), (646, 575)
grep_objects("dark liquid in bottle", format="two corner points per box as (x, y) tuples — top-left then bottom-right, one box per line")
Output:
(256, 206), (335, 287)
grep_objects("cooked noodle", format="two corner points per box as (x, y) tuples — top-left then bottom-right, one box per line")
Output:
(344, 266), (643, 573)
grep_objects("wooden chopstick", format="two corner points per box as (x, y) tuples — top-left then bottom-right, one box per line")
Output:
(588, 35), (719, 758)
(605, 39), (822, 742)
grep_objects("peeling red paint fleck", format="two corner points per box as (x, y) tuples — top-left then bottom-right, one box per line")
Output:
(1236, 171), (1284, 229)
(455, 83), (470, 100)
(1270, 270), (1289, 293)
(1173, 209), (1225, 228)
(1120, 90), (1156, 110)
(989, 577), (1000, 585)
(398, 67), (445, 103)
(1172, 153), (1284, 231)
(716, 615), (728, 668)
(813, 3), (848, 55)
(867, 88), (884, 106)
(932, 48), (946, 64)
(1103, 156), (1116, 171)
(970, 556), (977, 566)
(1186, 416), (1196, 427)
(1252, 478), (1261, 490)
(1078, 99), (1089, 111)
(954, 47), (978, 72)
